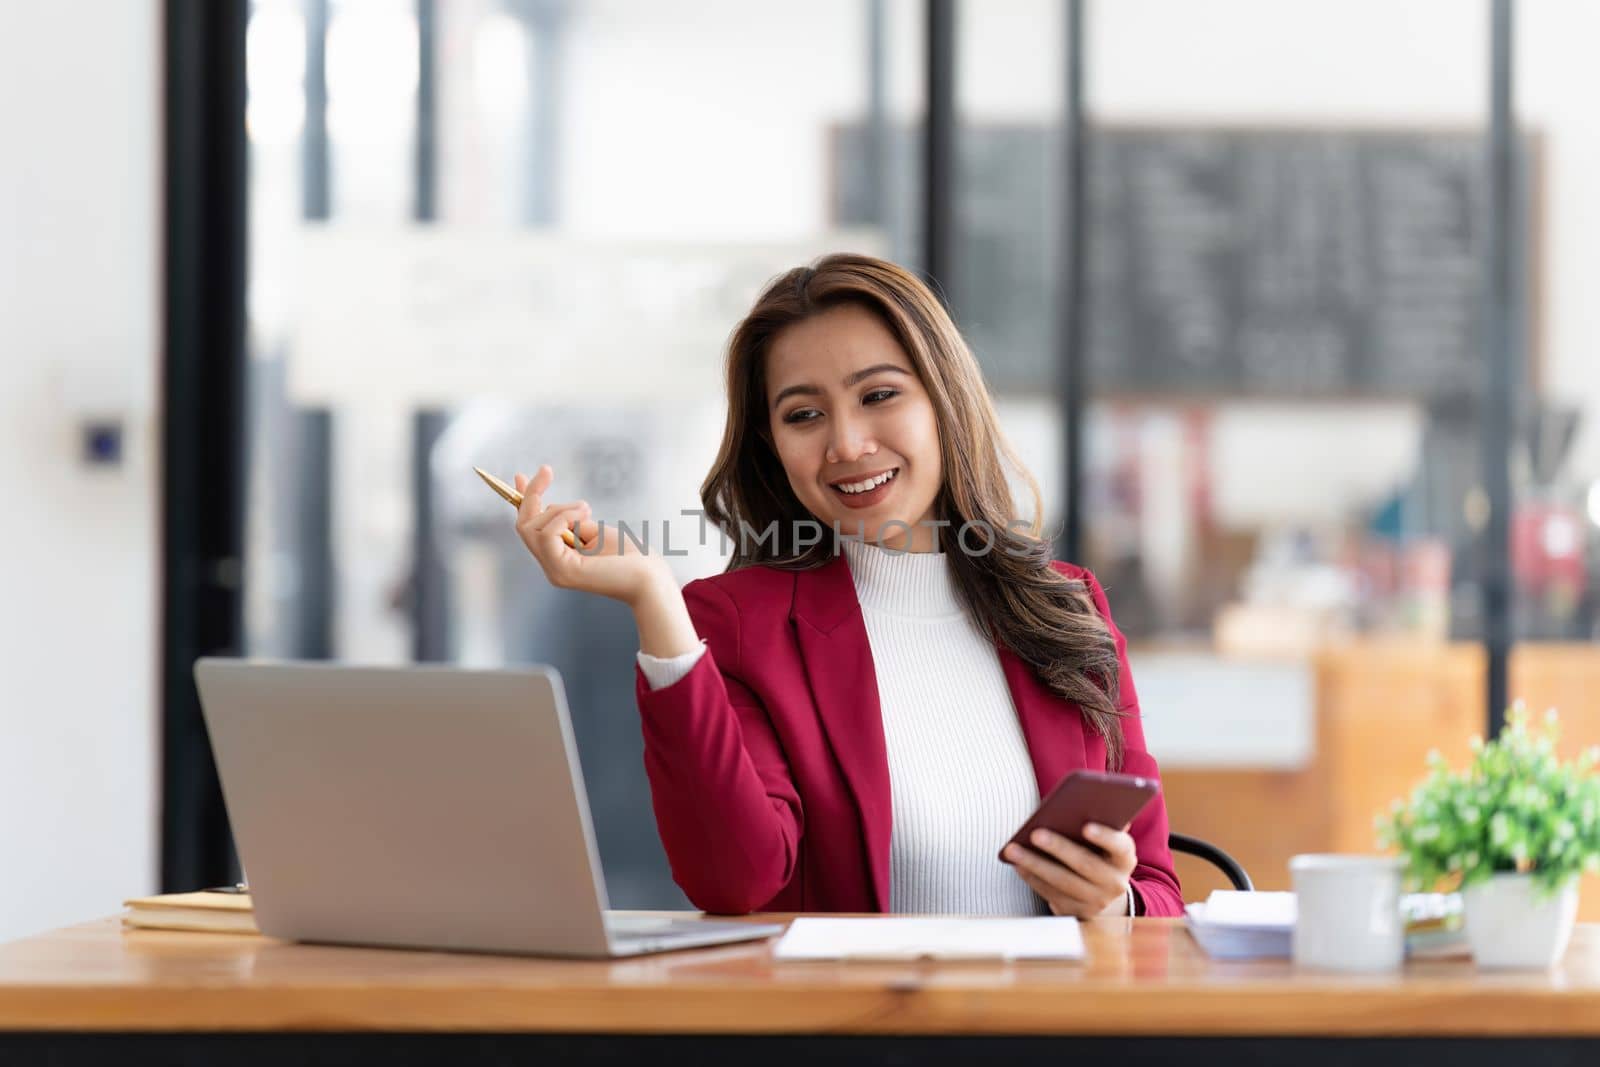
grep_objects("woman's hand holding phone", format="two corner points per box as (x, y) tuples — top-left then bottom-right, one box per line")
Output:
(1002, 823), (1137, 918)
(998, 770), (1156, 918)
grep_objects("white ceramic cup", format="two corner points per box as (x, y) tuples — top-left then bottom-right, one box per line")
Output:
(1290, 854), (1405, 972)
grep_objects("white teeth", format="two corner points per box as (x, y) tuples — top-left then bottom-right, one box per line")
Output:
(835, 469), (896, 494)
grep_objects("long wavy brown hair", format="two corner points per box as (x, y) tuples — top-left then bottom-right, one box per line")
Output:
(701, 253), (1126, 766)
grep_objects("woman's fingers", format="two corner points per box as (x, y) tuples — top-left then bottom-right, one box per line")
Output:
(504, 464), (666, 605)
(1011, 865), (1089, 917)
(522, 505), (589, 558)
(513, 465), (555, 515)
(571, 517), (605, 549)
(528, 500), (589, 534)
(1002, 841), (1102, 904)
(1009, 858), (1101, 917)
(1032, 829), (1127, 894)
(512, 470), (542, 530)
(1003, 823), (1137, 916)
(507, 468), (598, 549)
(506, 465), (609, 561)
(529, 464), (554, 498)
(1082, 823), (1138, 873)
(544, 503), (591, 548)
(518, 507), (587, 589)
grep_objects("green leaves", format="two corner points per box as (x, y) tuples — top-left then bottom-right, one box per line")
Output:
(1377, 703), (1600, 899)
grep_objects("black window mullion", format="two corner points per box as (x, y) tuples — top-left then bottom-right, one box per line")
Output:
(1056, 0), (1087, 565)
(160, 0), (249, 892)
(1482, 0), (1520, 736)
(410, 0), (451, 663)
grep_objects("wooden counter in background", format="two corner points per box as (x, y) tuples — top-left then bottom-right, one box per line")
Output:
(1159, 642), (1600, 920)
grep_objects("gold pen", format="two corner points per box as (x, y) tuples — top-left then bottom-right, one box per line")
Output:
(474, 466), (579, 548)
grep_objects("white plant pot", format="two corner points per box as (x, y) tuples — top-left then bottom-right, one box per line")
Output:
(1461, 872), (1579, 970)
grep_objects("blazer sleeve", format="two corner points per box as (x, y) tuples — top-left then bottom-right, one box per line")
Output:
(633, 577), (803, 914)
(1080, 568), (1185, 917)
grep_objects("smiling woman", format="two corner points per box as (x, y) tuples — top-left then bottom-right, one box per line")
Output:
(513, 253), (1181, 919)
(763, 305), (943, 548)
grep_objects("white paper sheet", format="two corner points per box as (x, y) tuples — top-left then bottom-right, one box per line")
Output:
(1199, 890), (1297, 927)
(773, 917), (1084, 961)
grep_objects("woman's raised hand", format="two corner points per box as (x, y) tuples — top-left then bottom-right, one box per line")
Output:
(513, 464), (668, 606)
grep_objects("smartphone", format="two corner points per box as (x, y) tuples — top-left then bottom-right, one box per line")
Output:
(999, 769), (1159, 862)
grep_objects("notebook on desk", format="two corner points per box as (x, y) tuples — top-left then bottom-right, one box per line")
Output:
(1184, 891), (1295, 959)
(1184, 890), (1471, 960)
(122, 890), (259, 935)
(774, 917), (1085, 961)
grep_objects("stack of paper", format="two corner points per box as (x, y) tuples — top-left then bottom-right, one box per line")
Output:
(1183, 891), (1295, 959)
(1403, 892), (1469, 959)
(1184, 890), (1470, 960)
(122, 890), (259, 935)
(774, 917), (1084, 961)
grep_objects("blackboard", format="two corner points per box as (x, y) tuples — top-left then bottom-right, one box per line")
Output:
(831, 125), (1534, 399)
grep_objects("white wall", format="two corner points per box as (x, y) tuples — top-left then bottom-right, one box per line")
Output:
(0, 1), (159, 941)
(560, 0), (922, 240)
(1517, 0), (1600, 482)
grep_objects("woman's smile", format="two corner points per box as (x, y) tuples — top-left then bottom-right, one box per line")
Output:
(828, 466), (899, 508)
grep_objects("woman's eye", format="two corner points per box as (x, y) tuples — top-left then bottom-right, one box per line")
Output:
(863, 388), (899, 405)
(783, 408), (821, 425)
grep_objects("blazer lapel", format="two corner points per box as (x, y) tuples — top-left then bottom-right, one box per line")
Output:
(998, 644), (1090, 797)
(791, 556), (891, 911)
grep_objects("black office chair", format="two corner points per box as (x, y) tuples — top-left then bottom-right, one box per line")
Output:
(1169, 832), (1253, 891)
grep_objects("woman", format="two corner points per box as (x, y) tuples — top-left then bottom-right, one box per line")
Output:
(514, 253), (1181, 918)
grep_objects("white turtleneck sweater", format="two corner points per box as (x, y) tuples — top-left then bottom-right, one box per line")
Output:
(637, 541), (1047, 916)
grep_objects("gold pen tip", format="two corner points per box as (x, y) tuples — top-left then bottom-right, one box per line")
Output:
(473, 466), (524, 507)
(476, 465), (577, 546)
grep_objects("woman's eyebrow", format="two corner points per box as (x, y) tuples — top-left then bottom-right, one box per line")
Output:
(772, 364), (910, 408)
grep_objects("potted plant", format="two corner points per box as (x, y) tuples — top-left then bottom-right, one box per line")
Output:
(1377, 704), (1600, 969)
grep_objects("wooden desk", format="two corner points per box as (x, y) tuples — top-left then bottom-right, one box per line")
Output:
(2, 916), (1598, 1065)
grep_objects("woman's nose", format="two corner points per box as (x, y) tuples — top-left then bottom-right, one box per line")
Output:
(825, 416), (878, 464)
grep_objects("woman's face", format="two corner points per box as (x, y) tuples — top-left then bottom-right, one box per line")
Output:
(765, 302), (943, 551)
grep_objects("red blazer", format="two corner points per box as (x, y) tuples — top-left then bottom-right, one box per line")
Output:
(633, 556), (1183, 917)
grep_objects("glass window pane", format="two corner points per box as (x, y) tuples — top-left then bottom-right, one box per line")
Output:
(1080, 0), (1492, 897)
(245, 0), (921, 907)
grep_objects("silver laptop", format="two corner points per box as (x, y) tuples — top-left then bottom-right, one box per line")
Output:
(192, 659), (784, 958)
